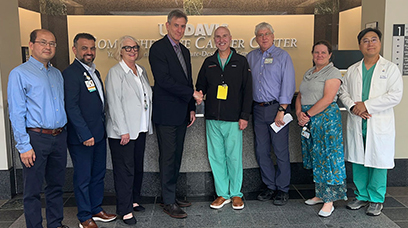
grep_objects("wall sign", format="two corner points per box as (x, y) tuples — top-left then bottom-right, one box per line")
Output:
(392, 24), (408, 76)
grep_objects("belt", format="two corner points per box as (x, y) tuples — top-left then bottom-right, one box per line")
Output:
(27, 127), (64, 136)
(254, 100), (278, 107)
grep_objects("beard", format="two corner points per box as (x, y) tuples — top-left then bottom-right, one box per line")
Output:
(79, 54), (95, 66)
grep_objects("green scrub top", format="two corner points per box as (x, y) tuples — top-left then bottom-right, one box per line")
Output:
(362, 62), (376, 144)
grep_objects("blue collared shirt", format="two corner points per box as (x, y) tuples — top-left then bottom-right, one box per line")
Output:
(247, 44), (296, 104)
(167, 35), (178, 51)
(8, 56), (67, 153)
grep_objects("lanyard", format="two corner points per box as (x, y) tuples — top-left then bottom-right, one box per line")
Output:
(217, 50), (233, 71)
(135, 69), (148, 111)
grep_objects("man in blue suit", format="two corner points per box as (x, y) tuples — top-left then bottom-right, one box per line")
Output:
(149, 10), (203, 219)
(63, 33), (116, 228)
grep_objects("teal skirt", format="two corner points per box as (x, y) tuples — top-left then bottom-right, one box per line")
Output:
(301, 103), (346, 185)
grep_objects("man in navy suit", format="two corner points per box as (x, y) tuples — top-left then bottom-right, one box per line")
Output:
(149, 10), (203, 219)
(63, 33), (116, 228)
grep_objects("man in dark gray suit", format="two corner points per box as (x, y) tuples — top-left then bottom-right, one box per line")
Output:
(149, 9), (202, 219)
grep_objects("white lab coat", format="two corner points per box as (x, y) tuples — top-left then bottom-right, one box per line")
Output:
(339, 56), (403, 169)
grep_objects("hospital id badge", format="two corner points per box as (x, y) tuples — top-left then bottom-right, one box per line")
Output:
(85, 80), (96, 92)
(301, 126), (310, 139)
(264, 57), (273, 64)
(217, 84), (228, 100)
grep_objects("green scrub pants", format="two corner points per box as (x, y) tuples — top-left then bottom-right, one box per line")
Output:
(206, 120), (243, 199)
(353, 163), (387, 203)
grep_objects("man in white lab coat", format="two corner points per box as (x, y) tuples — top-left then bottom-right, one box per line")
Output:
(339, 28), (403, 216)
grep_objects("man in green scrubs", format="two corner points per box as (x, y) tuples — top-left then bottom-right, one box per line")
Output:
(196, 26), (252, 210)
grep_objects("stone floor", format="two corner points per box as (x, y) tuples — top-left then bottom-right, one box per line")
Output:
(1, 185), (407, 228)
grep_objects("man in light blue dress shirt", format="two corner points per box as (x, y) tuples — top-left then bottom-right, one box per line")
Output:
(8, 29), (68, 228)
(247, 22), (296, 206)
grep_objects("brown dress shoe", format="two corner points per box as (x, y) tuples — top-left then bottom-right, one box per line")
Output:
(163, 203), (187, 219)
(232, 196), (244, 210)
(92, 210), (117, 222)
(79, 218), (98, 228)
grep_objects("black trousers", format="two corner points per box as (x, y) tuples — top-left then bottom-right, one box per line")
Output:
(109, 133), (146, 216)
(23, 130), (67, 228)
(155, 123), (187, 205)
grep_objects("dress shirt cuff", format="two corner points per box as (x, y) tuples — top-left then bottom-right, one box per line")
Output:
(17, 143), (33, 154)
(278, 96), (292, 105)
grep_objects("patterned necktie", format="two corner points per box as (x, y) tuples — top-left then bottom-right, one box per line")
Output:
(175, 45), (188, 78)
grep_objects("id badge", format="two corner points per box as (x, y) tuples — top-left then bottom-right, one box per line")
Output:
(264, 57), (273, 64)
(85, 80), (96, 92)
(301, 126), (310, 139)
(217, 84), (228, 100)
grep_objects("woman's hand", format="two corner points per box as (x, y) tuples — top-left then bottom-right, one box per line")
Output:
(297, 112), (310, 127)
(120, 133), (130, 145)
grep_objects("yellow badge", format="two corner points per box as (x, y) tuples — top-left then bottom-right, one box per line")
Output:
(217, 84), (228, 100)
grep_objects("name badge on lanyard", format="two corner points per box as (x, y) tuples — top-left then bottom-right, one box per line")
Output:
(84, 72), (96, 92)
(217, 84), (228, 100)
(301, 123), (310, 139)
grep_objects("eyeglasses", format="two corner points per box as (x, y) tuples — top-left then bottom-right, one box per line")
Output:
(122, 45), (140, 52)
(362, 37), (379, 45)
(256, 32), (272, 38)
(34, 40), (57, 48)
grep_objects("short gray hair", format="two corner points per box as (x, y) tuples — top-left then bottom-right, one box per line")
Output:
(254, 22), (274, 35)
(167, 9), (188, 23)
(113, 35), (144, 61)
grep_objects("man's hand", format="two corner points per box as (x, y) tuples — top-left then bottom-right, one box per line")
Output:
(239, 119), (248, 130)
(193, 90), (204, 105)
(20, 149), (36, 168)
(187, 111), (196, 127)
(83, 137), (95, 147)
(359, 111), (372, 120)
(274, 111), (286, 127)
(120, 133), (130, 146)
(352, 101), (367, 116)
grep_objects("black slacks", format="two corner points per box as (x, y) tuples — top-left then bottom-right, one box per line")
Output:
(155, 123), (187, 205)
(109, 133), (146, 216)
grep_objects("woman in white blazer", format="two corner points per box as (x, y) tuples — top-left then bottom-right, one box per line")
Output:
(105, 35), (153, 225)
(339, 28), (403, 216)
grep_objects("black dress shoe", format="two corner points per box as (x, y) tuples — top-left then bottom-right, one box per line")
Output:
(123, 216), (137, 225)
(257, 188), (276, 201)
(133, 205), (145, 212)
(175, 198), (192, 207)
(273, 190), (289, 206)
(163, 203), (187, 219)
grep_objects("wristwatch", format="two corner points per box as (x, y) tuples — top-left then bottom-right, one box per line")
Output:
(278, 105), (286, 112)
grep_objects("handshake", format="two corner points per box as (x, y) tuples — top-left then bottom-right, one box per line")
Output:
(193, 90), (204, 105)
